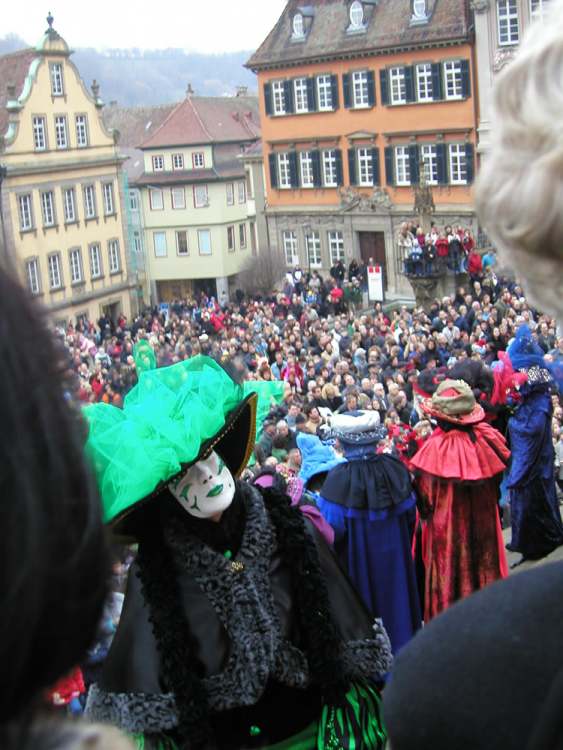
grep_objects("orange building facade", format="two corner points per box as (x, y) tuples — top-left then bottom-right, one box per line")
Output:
(248, 0), (478, 298)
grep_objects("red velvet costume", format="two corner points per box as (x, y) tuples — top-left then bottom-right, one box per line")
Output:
(411, 411), (510, 622)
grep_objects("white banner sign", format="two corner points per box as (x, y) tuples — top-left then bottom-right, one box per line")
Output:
(368, 265), (384, 302)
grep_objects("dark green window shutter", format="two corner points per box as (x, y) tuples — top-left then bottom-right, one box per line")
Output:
(436, 143), (448, 185)
(367, 70), (376, 106)
(404, 66), (415, 104)
(269, 153), (278, 188)
(264, 83), (273, 116)
(465, 143), (475, 184)
(335, 149), (344, 186)
(461, 60), (471, 99)
(306, 77), (317, 111)
(311, 150), (322, 187)
(348, 149), (357, 186)
(380, 69), (389, 105)
(289, 151), (299, 188)
(408, 145), (420, 185)
(283, 80), (294, 113)
(343, 73), (352, 108)
(384, 146), (394, 186)
(330, 75), (339, 109)
(372, 148), (380, 186)
(431, 64), (443, 101)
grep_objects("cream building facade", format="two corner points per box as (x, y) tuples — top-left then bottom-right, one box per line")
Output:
(0, 16), (135, 325)
(473, 0), (552, 153)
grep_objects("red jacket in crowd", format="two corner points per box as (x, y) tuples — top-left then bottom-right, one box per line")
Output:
(435, 238), (449, 258)
(468, 251), (483, 276)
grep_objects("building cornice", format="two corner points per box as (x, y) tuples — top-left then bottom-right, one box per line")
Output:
(46, 279), (137, 312)
(383, 127), (473, 140)
(4, 154), (126, 178)
(247, 37), (471, 73)
(469, 0), (490, 14)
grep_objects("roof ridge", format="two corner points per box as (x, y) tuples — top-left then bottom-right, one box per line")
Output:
(0, 47), (36, 61)
(189, 98), (214, 142)
(137, 99), (185, 148)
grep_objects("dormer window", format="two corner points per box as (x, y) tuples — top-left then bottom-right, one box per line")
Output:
(293, 13), (305, 38)
(411, 0), (429, 22)
(349, 1), (365, 30)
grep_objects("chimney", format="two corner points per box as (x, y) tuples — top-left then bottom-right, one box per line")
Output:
(236, 85), (248, 97)
(186, 83), (195, 98)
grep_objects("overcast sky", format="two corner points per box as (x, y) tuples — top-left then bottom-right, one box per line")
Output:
(5, 0), (287, 52)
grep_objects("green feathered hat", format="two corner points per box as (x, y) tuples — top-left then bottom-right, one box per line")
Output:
(83, 349), (284, 538)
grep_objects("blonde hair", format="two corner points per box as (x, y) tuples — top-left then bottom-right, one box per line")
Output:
(476, 0), (563, 317)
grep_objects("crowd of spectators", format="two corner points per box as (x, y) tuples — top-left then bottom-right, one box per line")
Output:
(59, 246), (563, 490)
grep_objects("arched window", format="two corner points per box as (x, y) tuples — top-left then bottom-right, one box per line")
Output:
(349, 1), (365, 29)
(413, 0), (427, 19)
(293, 13), (305, 38)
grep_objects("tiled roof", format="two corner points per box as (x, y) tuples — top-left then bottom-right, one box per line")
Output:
(138, 95), (261, 149)
(247, 0), (470, 71)
(0, 48), (38, 142)
(102, 103), (177, 150)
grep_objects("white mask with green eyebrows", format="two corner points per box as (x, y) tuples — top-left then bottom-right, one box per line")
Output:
(168, 451), (235, 520)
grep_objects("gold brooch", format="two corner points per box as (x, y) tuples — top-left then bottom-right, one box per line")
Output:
(231, 561), (245, 573)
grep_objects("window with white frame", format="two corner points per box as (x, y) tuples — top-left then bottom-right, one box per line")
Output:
(358, 148), (374, 186)
(413, 0), (428, 20)
(26, 258), (40, 295)
(306, 231), (322, 268)
(89, 244), (102, 278)
(294, 77), (309, 113)
(444, 60), (463, 99)
(193, 152), (205, 169)
(322, 150), (338, 187)
(328, 231), (345, 264)
(171, 187), (186, 209)
(389, 67), (407, 104)
(108, 239), (121, 273)
(272, 81), (286, 115)
(50, 63), (64, 96)
(416, 63), (433, 102)
(421, 144), (438, 185)
(300, 151), (314, 188)
(530, 0), (550, 19)
(194, 184), (209, 208)
(103, 183), (115, 215)
(152, 155), (164, 171)
(226, 183), (235, 205)
(176, 230), (188, 256)
(278, 153), (292, 189)
(352, 70), (370, 108)
(317, 74), (333, 111)
(83, 185), (97, 218)
(282, 230), (299, 266)
(198, 229), (212, 255)
(54, 116), (68, 149)
(41, 191), (56, 227)
(48, 253), (62, 289)
(395, 146), (411, 186)
(449, 144), (468, 184)
(154, 232), (167, 257)
(293, 12), (305, 38)
(133, 231), (142, 254)
(149, 188), (163, 210)
(75, 115), (88, 147)
(349, 0), (365, 29)
(18, 194), (33, 231)
(497, 0), (519, 45)
(227, 225), (235, 251)
(129, 191), (139, 211)
(69, 248), (83, 284)
(33, 116), (47, 150)
(172, 153), (184, 170)
(239, 223), (247, 248)
(238, 181), (246, 203)
(63, 188), (76, 223)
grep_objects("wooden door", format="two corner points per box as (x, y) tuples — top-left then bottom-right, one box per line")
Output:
(359, 232), (388, 290)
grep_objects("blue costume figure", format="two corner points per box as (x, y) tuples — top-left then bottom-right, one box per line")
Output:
(317, 412), (422, 654)
(506, 326), (563, 565)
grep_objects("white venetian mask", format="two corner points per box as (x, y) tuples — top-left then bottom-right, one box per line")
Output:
(168, 451), (235, 520)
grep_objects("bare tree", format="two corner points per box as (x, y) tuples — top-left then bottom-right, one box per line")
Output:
(235, 249), (287, 297)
